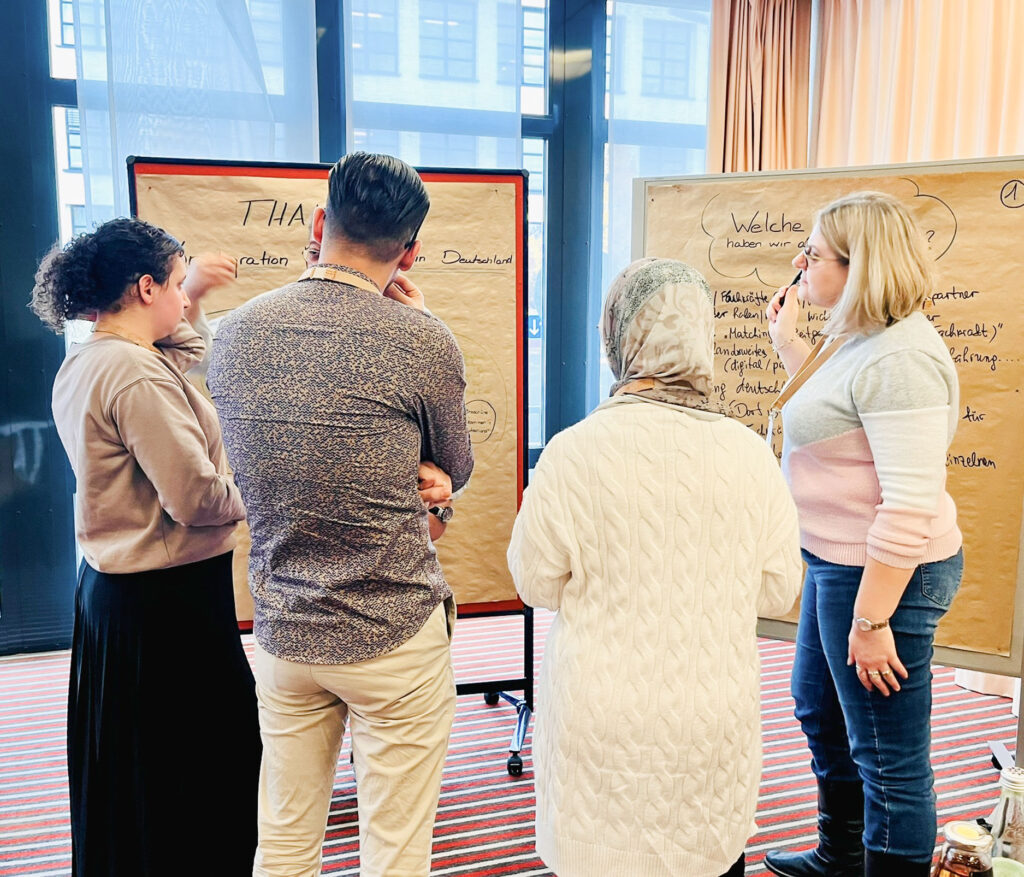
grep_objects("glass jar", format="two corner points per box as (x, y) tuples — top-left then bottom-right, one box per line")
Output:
(991, 767), (1024, 863)
(933, 820), (995, 877)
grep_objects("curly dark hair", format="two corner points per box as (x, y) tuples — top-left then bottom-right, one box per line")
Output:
(30, 217), (184, 333)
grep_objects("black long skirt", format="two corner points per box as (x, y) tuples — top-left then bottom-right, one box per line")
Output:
(67, 552), (261, 877)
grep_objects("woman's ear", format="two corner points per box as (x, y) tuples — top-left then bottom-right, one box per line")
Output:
(136, 274), (156, 304)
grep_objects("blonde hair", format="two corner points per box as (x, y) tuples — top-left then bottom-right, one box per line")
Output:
(817, 191), (932, 336)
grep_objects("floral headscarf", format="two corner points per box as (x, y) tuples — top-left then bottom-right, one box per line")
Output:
(601, 257), (724, 413)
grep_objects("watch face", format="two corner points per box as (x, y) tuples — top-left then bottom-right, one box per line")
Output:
(431, 506), (453, 523)
(855, 617), (885, 631)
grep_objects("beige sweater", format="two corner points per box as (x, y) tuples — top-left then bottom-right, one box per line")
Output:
(507, 397), (802, 877)
(52, 319), (244, 573)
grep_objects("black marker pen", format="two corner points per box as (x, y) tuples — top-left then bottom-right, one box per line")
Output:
(778, 270), (802, 307)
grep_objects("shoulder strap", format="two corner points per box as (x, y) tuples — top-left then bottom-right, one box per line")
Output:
(765, 334), (848, 446)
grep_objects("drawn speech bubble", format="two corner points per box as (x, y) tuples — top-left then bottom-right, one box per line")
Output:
(700, 178), (957, 288)
(466, 399), (497, 444)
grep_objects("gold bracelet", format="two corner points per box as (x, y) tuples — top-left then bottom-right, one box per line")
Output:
(773, 334), (801, 354)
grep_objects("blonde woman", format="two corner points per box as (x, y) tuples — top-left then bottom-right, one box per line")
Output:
(763, 192), (963, 877)
(508, 258), (802, 877)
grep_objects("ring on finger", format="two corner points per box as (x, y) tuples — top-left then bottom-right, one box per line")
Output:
(880, 669), (893, 677)
(868, 670), (881, 678)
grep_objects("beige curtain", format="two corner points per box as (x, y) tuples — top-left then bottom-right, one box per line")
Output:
(707, 0), (813, 173)
(815, 0), (1024, 166)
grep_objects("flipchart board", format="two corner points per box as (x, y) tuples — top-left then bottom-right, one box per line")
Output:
(633, 156), (1024, 675)
(128, 157), (527, 618)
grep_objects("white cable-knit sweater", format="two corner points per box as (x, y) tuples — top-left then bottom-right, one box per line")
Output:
(508, 396), (802, 877)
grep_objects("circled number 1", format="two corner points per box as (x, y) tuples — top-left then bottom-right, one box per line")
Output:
(1001, 179), (1024, 208)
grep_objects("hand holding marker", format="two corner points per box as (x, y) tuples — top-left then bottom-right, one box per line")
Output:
(778, 270), (802, 307)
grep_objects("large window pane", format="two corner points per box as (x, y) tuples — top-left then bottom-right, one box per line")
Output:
(72, 0), (317, 225)
(347, 0), (521, 167)
(598, 0), (712, 401)
(346, 1), (536, 437)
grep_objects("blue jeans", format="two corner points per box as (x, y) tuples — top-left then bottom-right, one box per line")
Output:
(792, 548), (964, 863)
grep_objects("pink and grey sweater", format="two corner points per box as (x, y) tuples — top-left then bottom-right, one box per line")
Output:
(781, 311), (962, 570)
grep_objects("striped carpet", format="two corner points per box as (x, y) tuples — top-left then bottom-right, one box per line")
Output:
(0, 610), (1015, 875)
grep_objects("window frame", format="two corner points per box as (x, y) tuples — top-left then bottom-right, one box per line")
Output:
(640, 16), (695, 99)
(419, 0), (478, 82)
(65, 106), (82, 171)
(350, 0), (400, 76)
(59, 0), (74, 46)
(0, 1), (79, 655)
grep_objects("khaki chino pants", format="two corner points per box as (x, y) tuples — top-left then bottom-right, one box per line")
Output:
(252, 603), (456, 877)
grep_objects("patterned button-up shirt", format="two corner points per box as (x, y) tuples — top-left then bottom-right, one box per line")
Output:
(209, 277), (473, 664)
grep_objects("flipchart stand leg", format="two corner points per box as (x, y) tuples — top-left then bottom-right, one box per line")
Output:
(989, 648), (1024, 772)
(459, 605), (535, 777)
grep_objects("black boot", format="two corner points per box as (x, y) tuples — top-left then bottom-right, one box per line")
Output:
(719, 852), (744, 877)
(864, 849), (932, 876)
(763, 779), (864, 877)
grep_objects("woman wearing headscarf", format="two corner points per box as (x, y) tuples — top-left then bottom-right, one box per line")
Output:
(507, 258), (802, 877)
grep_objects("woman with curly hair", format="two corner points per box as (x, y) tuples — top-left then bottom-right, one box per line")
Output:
(32, 218), (260, 876)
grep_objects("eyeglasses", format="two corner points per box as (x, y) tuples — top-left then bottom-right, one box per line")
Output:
(404, 219), (424, 250)
(801, 245), (848, 266)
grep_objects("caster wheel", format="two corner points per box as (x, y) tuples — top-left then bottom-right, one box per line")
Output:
(507, 754), (523, 777)
(484, 691), (500, 706)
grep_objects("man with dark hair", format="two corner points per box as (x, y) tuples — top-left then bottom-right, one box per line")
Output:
(208, 152), (473, 877)
(325, 151), (429, 261)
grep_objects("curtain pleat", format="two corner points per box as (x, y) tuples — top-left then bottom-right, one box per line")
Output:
(814, 0), (1024, 166)
(707, 0), (812, 173)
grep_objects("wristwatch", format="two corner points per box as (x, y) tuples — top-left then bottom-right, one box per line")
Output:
(428, 505), (454, 524)
(853, 615), (890, 632)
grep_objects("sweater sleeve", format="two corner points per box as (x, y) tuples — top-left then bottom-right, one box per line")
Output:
(757, 452), (803, 617)
(155, 316), (206, 372)
(110, 377), (246, 528)
(853, 348), (956, 567)
(507, 440), (573, 611)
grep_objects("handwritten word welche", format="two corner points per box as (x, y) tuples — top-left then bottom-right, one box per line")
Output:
(730, 212), (805, 234)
